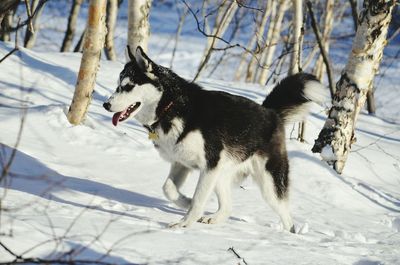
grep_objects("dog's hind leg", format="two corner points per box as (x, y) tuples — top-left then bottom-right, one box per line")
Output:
(198, 175), (233, 224)
(163, 162), (192, 209)
(252, 155), (295, 233)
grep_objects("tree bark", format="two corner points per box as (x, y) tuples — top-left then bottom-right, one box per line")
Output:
(0, 0), (19, 26)
(127, 0), (152, 53)
(104, 0), (118, 60)
(24, 0), (45, 49)
(313, 0), (334, 81)
(61, 0), (83, 52)
(73, 28), (86, 52)
(312, 0), (395, 174)
(366, 85), (376, 114)
(67, 0), (107, 125)
(288, 0), (302, 75)
(0, 10), (14, 41)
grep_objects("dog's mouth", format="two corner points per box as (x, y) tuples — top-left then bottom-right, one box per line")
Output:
(112, 102), (141, 126)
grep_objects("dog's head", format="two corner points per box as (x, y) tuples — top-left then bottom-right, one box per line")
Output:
(103, 46), (163, 126)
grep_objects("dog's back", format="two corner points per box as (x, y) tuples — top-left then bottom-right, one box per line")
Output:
(156, 73), (324, 232)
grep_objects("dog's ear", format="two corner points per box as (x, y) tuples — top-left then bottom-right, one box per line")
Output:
(135, 46), (154, 73)
(125, 45), (135, 62)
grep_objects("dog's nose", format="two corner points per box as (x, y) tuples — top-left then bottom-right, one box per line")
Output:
(103, 102), (111, 111)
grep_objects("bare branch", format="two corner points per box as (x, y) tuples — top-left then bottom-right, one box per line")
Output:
(3, 0), (49, 33)
(306, 1), (335, 98)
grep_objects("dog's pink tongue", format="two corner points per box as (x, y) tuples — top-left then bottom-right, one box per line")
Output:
(112, 112), (122, 126)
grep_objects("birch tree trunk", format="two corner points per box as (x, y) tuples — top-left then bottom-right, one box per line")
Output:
(288, 0), (302, 75)
(170, 5), (187, 68)
(0, 0), (19, 26)
(257, 0), (289, 85)
(193, 0), (238, 81)
(349, 0), (358, 31)
(73, 28), (86, 52)
(312, 0), (395, 174)
(67, 0), (107, 125)
(366, 85), (376, 114)
(0, 10), (14, 42)
(104, 0), (118, 60)
(61, 0), (83, 52)
(127, 0), (152, 53)
(24, 0), (45, 49)
(243, 1), (272, 83)
(234, 1), (270, 81)
(314, 0), (334, 80)
(289, 0), (305, 141)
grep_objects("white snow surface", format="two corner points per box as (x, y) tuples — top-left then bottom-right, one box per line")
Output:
(0, 40), (400, 265)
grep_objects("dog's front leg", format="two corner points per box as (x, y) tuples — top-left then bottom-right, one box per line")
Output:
(163, 162), (192, 209)
(169, 168), (219, 228)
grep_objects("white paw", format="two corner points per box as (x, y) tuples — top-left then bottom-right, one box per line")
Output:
(198, 215), (225, 224)
(168, 220), (190, 228)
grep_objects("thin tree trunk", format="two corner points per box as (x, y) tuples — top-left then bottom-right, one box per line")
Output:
(314, 0), (334, 81)
(302, 44), (319, 70)
(312, 0), (395, 174)
(207, 7), (244, 78)
(201, 0), (210, 36)
(257, 0), (289, 85)
(24, 0), (45, 49)
(234, 25), (259, 80)
(170, 5), (188, 68)
(243, 0), (272, 82)
(288, 0), (305, 141)
(288, 0), (302, 75)
(307, 1), (335, 98)
(61, 0), (83, 52)
(366, 85), (376, 114)
(349, 0), (358, 32)
(127, 0), (152, 53)
(193, 0), (238, 81)
(0, 10), (14, 41)
(104, 0), (118, 60)
(234, 1), (270, 81)
(0, 0), (19, 26)
(67, 0), (107, 125)
(73, 28), (86, 53)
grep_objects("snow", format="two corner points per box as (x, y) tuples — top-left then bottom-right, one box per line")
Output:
(1, 41), (399, 265)
(321, 145), (337, 162)
(1, 3), (400, 264)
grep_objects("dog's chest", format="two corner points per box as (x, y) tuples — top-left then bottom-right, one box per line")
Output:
(152, 119), (206, 169)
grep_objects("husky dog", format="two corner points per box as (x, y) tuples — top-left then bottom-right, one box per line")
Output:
(103, 46), (325, 232)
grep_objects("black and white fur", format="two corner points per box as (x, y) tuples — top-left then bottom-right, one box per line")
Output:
(103, 47), (325, 232)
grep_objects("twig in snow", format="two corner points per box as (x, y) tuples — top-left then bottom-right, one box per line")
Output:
(228, 246), (248, 265)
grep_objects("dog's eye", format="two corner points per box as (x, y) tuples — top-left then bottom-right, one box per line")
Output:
(122, 84), (135, 92)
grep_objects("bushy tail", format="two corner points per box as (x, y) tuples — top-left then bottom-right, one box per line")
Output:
(262, 73), (327, 123)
